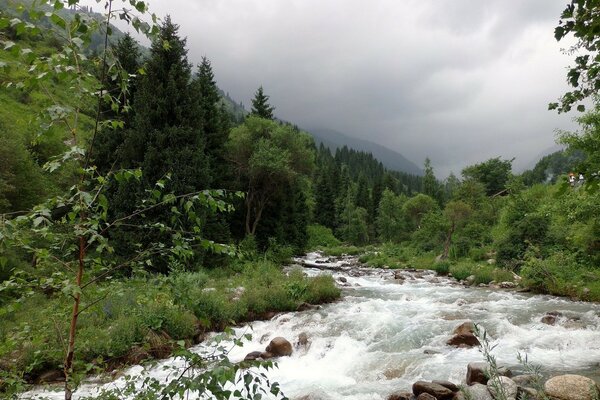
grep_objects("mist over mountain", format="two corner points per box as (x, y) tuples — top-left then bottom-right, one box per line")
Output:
(307, 127), (423, 176)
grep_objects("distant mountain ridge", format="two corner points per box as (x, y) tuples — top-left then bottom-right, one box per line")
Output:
(307, 127), (423, 176)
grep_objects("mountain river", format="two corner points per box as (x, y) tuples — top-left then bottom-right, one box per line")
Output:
(26, 252), (600, 399)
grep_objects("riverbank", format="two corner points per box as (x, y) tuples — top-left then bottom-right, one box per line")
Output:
(0, 259), (341, 395)
(313, 242), (600, 303)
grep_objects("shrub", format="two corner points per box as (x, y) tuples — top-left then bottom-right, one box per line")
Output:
(307, 224), (340, 249)
(433, 261), (450, 275)
(305, 275), (340, 304)
(449, 262), (473, 281)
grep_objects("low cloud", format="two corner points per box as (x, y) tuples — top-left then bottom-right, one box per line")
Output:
(111, 0), (579, 177)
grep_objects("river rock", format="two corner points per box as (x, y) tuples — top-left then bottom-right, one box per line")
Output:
(462, 383), (494, 400)
(260, 351), (274, 359)
(432, 380), (460, 392)
(453, 321), (476, 336)
(412, 381), (454, 400)
(338, 276), (347, 283)
(466, 275), (476, 285)
(487, 376), (518, 400)
(417, 394), (438, 400)
(467, 362), (490, 385)
(544, 374), (600, 400)
(499, 282), (517, 289)
(446, 333), (480, 348)
(265, 337), (293, 357)
(388, 391), (413, 400)
(511, 374), (537, 386)
(296, 332), (309, 348)
(244, 351), (263, 361)
(466, 362), (512, 385)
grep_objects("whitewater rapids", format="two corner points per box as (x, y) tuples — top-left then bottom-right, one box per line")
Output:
(25, 252), (600, 399)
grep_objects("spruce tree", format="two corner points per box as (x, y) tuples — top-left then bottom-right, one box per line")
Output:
(109, 17), (211, 272)
(250, 86), (275, 119)
(93, 33), (142, 173)
(195, 57), (229, 178)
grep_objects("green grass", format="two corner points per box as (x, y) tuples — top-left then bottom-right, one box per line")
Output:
(0, 260), (341, 386)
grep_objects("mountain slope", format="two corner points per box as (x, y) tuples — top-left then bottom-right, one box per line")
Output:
(308, 127), (423, 176)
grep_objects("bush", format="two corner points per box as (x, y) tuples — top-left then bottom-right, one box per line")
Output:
(307, 224), (341, 249)
(449, 262), (473, 281)
(432, 261), (450, 275)
(305, 275), (341, 304)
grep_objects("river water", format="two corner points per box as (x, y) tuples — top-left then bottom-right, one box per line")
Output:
(26, 252), (600, 399)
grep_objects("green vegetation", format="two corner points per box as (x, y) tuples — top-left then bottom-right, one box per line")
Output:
(1, 0), (600, 397)
(0, 259), (339, 384)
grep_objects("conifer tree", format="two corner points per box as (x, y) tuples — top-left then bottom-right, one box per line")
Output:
(194, 57), (229, 181)
(423, 157), (442, 204)
(250, 86), (275, 119)
(108, 17), (210, 272)
(93, 33), (142, 173)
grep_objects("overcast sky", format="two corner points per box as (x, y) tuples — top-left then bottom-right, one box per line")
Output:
(107, 0), (578, 177)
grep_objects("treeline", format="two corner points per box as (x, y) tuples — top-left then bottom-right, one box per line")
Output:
(0, 15), (428, 275)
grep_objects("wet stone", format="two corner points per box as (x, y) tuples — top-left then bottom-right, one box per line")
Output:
(413, 381), (454, 400)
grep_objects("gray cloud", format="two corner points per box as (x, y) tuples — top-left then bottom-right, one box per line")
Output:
(112, 0), (579, 177)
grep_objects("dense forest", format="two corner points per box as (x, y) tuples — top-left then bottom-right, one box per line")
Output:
(0, 0), (599, 399)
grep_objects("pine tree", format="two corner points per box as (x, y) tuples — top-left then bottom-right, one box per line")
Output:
(250, 86), (275, 119)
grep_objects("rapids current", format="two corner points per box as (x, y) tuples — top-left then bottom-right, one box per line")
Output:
(26, 252), (600, 399)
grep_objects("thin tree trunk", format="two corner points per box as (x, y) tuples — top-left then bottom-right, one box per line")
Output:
(64, 235), (85, 400)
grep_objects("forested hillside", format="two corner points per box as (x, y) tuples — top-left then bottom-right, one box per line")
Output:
(1, 0), (600, 398)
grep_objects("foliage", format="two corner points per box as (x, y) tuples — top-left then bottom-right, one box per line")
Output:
(307, 224), (341, 249)
(462, 157), (513, 196)
(550, 0), (600, 113)
(84, 334), (288, 400)
(227, 116), (315, 237)
(376, 189), (408, 243)
(557, 105), (600, 192)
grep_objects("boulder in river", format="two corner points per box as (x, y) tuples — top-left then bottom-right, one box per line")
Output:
(432, 380), (459, 392)
(446, 333), (480, 348)
(544, 374), (600, 400)
(487, 376), (518, 400)
(453, 321), (476, 336)
(388, 392), (413, 400)
(412, 381), (454, 400)
(244, 351), (263, 361)
(466, 362), (512, 385)
(417, 394), (438, 400)
(462, 383), (494, 400)
(265, 336), (293, 357)
(296, 332), (309, 348)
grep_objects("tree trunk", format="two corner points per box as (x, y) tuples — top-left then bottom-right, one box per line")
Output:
(64, 235), (85, 400)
